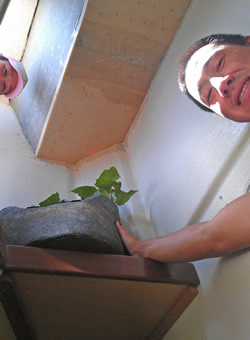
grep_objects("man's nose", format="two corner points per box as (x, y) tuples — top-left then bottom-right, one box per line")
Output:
(210, 75), (234, 97)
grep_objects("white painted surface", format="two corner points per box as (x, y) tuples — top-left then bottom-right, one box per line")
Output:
(0, 0), (38, 60)
(0, 103), (72, 209)
(125, 0), (250, 339)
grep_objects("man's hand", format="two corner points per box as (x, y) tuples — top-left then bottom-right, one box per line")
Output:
(115, 221), (140, 256)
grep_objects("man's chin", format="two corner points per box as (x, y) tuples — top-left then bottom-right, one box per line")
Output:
(220, 110), (250, 123)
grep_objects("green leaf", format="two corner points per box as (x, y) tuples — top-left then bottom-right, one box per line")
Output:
(39, 192), (61, 207)
(72, 186), (97, 200)
(115, 190), (137, 206)
(95, 166), (120, 191)
(113, 183), (137, 206)
(113, 181), (121, 190)
(96, 189), (109, 198)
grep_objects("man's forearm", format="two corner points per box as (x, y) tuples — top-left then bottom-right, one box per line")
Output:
(131, 221), (220, 262)
(116, 194), (250, 263)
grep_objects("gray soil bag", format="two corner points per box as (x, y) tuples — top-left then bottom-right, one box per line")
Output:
(0, 195), (126, 255)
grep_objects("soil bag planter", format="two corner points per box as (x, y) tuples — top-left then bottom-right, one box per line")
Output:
(0, 195), (126, 255)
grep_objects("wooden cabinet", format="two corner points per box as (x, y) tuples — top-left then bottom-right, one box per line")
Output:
(0, 228), (199, 340)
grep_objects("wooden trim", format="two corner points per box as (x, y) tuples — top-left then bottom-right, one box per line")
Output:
(4, 244), (200, 286)
(150, 286), (199, 339)
(0, 275), (35, 340)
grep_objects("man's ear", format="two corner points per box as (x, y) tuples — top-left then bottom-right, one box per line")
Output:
(245, 36), (250, 45)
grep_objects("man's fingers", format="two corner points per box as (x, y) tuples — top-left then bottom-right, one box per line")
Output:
(114, 220), (136, 255)
(115, 221), (134, 240)
(115, 220), (127, 236)
(115, 220), (129, 241)
(115, 220), (122, 229)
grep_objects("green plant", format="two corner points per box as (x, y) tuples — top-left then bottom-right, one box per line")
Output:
(39, 166), (137, 207)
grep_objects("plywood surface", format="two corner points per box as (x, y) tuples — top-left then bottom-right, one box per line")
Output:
(12, 0), (191, 165)
(37, 0), (190, 164)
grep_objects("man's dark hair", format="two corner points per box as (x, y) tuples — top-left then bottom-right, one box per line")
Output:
(178, 33), (248, 112)
(0, 55), (9, 62)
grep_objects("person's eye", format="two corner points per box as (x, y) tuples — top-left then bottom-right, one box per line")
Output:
(2, 66), (7, 76)
(2, 82), (6, 93)
(217, 56), (224, 71)
(207, 88), (212, 105)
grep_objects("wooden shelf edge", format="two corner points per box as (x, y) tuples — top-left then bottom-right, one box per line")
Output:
(150, 285), (198, 339)
(3, 244), (200, 287)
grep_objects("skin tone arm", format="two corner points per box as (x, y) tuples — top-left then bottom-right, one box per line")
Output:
(115, 193), (250, 262)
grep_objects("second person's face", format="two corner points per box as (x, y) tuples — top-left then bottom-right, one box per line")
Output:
(0, 59), (18, 96)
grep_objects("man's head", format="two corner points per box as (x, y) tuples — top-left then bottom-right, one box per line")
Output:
(178, 34), (250, 122)
(0, 55), (28, 98)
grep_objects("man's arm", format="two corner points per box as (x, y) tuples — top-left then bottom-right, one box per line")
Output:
(115, 193), (250, 262)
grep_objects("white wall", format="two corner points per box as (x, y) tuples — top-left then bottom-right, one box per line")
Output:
(125, 0), (250, 339)
(0, 103), (72, 209)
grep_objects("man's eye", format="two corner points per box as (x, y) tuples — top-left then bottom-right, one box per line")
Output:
(217, 56), (224, 71)
(207, 88), (212, 105)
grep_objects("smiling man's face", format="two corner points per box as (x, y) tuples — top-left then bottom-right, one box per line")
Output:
(185, 40), (250, 122)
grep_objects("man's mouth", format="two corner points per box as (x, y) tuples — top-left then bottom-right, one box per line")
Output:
(238, 78), (250, 105)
